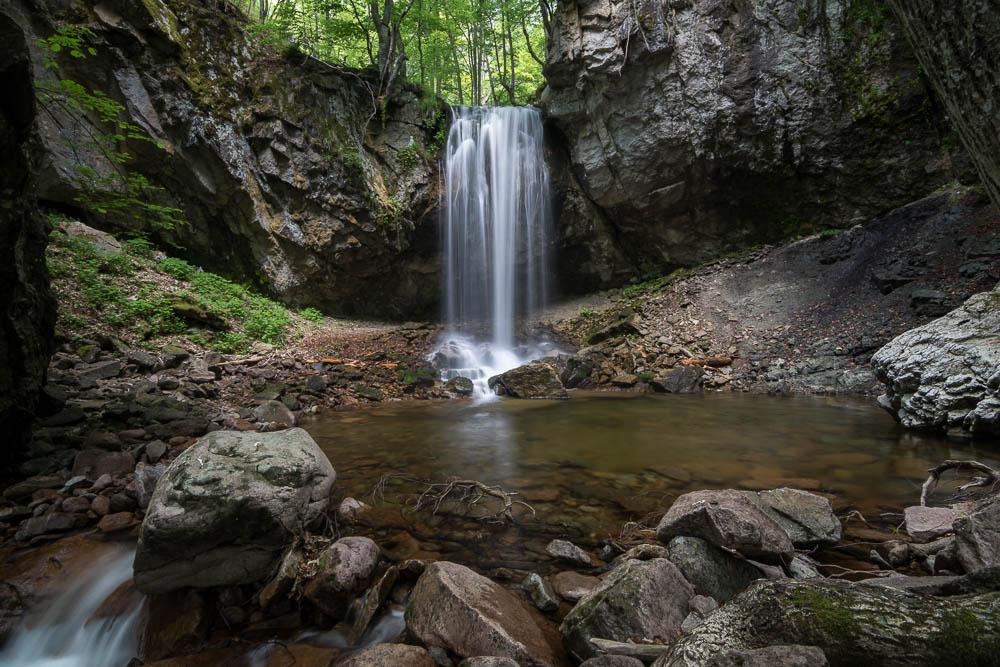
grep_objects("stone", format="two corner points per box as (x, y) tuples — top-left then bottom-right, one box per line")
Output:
(445, 376), (475, 396)
(305, 375), (328, 392)
(551, 571), (601, 602)
(459, 658), (521, 667)
(347, 565), (399, 644)
(72, 449), (135, 480)
(3, 474), (64, 501)
(128, 349), (159, 370)
(905, 506), (958, 543)
(788, 556), (822, 580)
(546, 539), (594, 566)
(61, 496), (91, 513)
(523, 573), (560, 612)
(161, 345), (190, 369)
(252, 400), (296, 427)
(258, 547), (303, 610)
(703, 645), (829, 667)
(169, 293), (227, 329)
(14, 512), (85, 540)
(584, 314), (640, 345)
(133, 428), (335, 593)
(650, 367), (704, 394)
(91, 495), (110, 515)
(406, 561), (561, 665)
(62, 475), (89, 490)
(41, 406), (85, 426)
(146, 440), (168, 463)
(954, 494), (1000, 573)
(336, 497), (369, 522)
(84, 430), (122, 451)
(134, 461), (167, 509)
(656, 490), (794, 560)
(580, 657), (644, 667)
(302, 536), (380, 619)
(339, 644), (435, 667)
(488, 363), (568, 399)
(76, 360), (123, 388)
(872, 284), (1000, 436)
(561, 558), (694, 661)
(97, 512), (135, 532)
(749, 488), (841, 547)
(58, 220), (121, 255)
(667, 536), (763, 603)
(157, 377), (180, 391)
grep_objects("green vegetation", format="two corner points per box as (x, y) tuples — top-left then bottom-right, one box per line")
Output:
(636, 371), (654, 382)
(398, 367), (438, 386)
(579, 306), (594, 318)
(46, 221), (304, 352)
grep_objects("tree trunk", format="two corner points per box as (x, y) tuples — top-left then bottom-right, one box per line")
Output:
(886, 1), (1000, 210)
(657, 578), (1000, 667)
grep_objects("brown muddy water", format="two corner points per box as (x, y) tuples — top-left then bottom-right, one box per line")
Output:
(303, 392), (1000, 573)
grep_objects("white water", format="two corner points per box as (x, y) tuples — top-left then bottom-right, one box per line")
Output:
(0, 548), (140, 667)
(431, 106), (554, 395)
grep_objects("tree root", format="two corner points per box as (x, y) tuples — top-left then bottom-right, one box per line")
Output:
(369, 474), (535, 524)
(920, 459), (1000, 506)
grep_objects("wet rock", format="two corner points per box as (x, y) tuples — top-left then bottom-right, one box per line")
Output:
(580, 657), (644, 667)
(667, 536), (763, 603)
(3, 474), (65, 501)
(133, 428), (335, 593)
(252, 400), (296, 427)
(406, 561), (561, 665)
(76, 360), (123, 388)
(650, 367), (704, 394)
(14, 512), (86, 541)
(445, 376), (475, 396)
(656, 490), (794, 560)
(552, 571), (601, 602)
(258, 546), (303, 610)
(459, 658), (521, 667)
(488, 363), (568, 399)
(561, 558), (693, 661)
(339, 644), (435, 667)
(302, 536), (380, 619)
(954, 494), (1000, 572)
(72, 449), (134, 480)
(61, 496), (91, 513)
(97, 511), (135, 532)
(134, 461), (167, 509)
(546, 539), (594, 566)
(749, 488), (841, 547)
(702, 645), (829, 667)
(905, 506), (958, 543)
(91, 495), (110, 516)
(336, 497), (370, 522)
(347, 565), (399, 644)
(136, 589), (211, 661)
(872, 284), (1000, 437)
(523, 573), (560, 612)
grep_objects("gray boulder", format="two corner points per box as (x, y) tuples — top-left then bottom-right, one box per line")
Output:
(872, 284), (1000, 436)
(445, 376), (475, 396)
(459, 658), (521, 667)
(133, 428), (335, 593)
(546, 538), (594, 566)
(252, 399), (296, 427)
(656, 490), (794, 560)
(488, 363), (568, 399)
(954, 494), (1000, 573)
(748, 488), (841, 547)
(560, 558), (694, 661)
(302, 536), (380, 619)
(904, 506), (958, 543)
(650, 367), (704, 394)
(406, 561), (562, 665)
(667, 536), (763, 603)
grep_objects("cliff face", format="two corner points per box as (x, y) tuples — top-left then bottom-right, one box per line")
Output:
(15, 0), (444, 318)
(887, 0), (1000, 211)
(542, 0), (968, 286)
(0, 9), (57, 460)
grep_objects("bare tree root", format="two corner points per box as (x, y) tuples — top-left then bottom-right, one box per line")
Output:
(369, 473), (535, 524)
(920, 459), (1000, 506)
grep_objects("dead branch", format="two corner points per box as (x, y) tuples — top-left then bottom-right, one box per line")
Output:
(680, 356), (732, 367)
(368, 474), (535, 524)
(920, 459), (1000, 506)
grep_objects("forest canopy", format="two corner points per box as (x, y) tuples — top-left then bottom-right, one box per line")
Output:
(234, 0), (551, 106)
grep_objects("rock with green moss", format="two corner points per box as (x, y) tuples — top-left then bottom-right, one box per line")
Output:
(444, 376), (474, 396)
(133, 428), (335, 593)
(560, 558), (694, 662)
(488, 363), (568, 399)
(656, 576), (1000, 667)
(168, 294), (227, 330)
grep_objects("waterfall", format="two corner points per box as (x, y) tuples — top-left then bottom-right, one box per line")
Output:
(431, 106), (554, 395)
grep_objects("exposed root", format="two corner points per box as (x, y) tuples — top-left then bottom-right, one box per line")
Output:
(369, 473), (535, 524)
(920, 459), (1000, 506)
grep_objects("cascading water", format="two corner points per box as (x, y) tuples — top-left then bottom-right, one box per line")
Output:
(431, 106), (556, 395)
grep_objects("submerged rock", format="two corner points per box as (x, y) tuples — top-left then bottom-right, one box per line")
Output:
(133, 428), (335, 593)
(872, 284), (1000, 437)
(489, 363), (568, 399)
(406, 561), (562, 665)
(560, 558), (694, 661)
(655, 490), (794, 560)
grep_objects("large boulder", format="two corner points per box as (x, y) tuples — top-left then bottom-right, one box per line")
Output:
(542, 0), (961, 293)
(488, 363), (568, 399)
(872, 284), (1000, 437)
(954, 494), (1000, 573)
(560, 558), (694, 661)
(406, 561), (562, 665)
(656, 490), (794, 560)
(133, 428), (335, 593)
(747, 488), (841, 547)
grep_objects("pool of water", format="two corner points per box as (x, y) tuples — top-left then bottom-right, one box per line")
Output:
(302, 392), (1000, 571)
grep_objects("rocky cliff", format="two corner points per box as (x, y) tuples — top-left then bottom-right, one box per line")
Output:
(887, 0), (1000, 210)
(542, 0), (969, 287)
(0, 9), (57, 460)
(12, 0), (443, 318)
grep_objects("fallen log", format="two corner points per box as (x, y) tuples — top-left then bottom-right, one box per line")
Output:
(657, 576), (1000, 667)
(680, 357), (732, 367)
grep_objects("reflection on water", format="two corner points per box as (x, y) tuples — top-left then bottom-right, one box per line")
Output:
(304, 393), (1000, 568)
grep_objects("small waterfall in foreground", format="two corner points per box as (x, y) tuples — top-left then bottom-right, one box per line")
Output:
(430, 106), (556, 395)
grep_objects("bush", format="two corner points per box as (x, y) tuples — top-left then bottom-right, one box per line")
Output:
(124, 238), (155, 258)
(243, 296), (290, 345)
(159, 257), (197, 281)
(301, 307), (323, 322)
(211, 332), (250, 354)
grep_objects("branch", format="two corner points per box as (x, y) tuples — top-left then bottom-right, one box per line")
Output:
(920, 459), (1000, 506)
